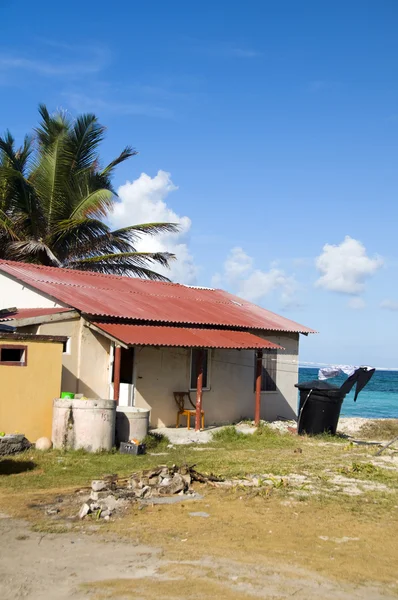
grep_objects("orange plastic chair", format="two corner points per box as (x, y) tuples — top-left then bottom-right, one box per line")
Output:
(174, 391), (205, 430)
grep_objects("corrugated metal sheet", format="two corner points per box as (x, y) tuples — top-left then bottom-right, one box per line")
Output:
(0, 308), (72, 321)
(0, 260), (315, 333)
(93, 323), (284, 350)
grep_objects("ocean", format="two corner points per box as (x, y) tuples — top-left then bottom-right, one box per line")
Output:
(298, 368), (398, 419)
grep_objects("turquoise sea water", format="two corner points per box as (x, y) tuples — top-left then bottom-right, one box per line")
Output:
(298, 368), (398, 419)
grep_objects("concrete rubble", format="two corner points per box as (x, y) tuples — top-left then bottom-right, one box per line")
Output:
(0, 434), (31, 456)
(78, 465), (221, 520)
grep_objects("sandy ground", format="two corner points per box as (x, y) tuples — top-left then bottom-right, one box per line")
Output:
(0, 513), (395, 600)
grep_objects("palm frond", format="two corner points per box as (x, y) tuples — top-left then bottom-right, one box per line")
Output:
(110, 222), (180, 242)
(100, 146), (137, 179)
(32, 130), (71, 230)
(67, 252), (174, 280)
(50, 218), (111, 260)
(0, 105), (178, 280)
(6, 240), (61, 266)
(67, 114), (105, 173)
(35, 103), (70, 148)
(69, 187), (114, 220)
(0, 207), (20, 240)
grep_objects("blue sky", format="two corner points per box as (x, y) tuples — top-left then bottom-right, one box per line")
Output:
(1, 0), (398, 366)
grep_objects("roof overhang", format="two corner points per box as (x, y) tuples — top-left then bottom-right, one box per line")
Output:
(90, 322), (284, 350)
(0, 308), (79, 327)
(0, 331), (67, 343)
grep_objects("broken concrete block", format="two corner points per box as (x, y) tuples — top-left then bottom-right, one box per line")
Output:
(160, 476), (172, 487)
(181, 473), (192, 486)
(135, 485), (151, 498)
(159, 467), (170, 478)
(159, 473), (185, 495)
(128, 477), (142, 490)
(102, 495), (118, 511)
(78, 503), (90, 519)
(91, 480), (108, 492)
(100, 509), (111, 518)
(90, 490), (112, 501)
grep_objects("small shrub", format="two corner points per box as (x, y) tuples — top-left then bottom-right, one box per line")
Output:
(141, 432), (169, 451)
(212, 426), (246, 443)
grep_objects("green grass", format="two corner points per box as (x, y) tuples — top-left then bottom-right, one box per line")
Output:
(0, 427), (397, 508)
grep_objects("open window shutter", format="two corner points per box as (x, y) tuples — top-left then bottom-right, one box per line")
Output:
(261, 350), (277, 391)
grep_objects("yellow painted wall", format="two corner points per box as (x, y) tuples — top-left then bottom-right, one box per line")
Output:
(0, 338), (63, 441)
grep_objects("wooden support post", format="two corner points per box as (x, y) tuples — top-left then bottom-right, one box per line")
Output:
(113, 344), (122, 405)
(195, 349), (204, 431)
(255, 349), (263, 426)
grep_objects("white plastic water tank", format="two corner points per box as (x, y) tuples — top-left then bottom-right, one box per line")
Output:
(52, 398), (116, 452)
(115, 406), (150, 444)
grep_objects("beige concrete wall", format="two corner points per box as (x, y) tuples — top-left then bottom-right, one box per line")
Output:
(38, 319), (80, 394)
(0, 272), (65, 309)
(134, 333), (300, 427)
(78, 325), (111, 398)
(0, 338), (63, 440)
(258, 332), (299, 422)
(38, 320), (111, 399)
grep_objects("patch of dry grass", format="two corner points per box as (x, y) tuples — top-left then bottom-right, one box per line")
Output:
(1, 428), (398, 588)
(359, 419), (398, 440)
(105, 488), (398, 586)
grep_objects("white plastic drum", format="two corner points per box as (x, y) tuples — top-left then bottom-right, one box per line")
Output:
(115, 406), (150, 444)
(52, 398), (116, 452)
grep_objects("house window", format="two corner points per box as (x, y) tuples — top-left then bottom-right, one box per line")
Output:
(0, 345), (27, 366)
(190, 349), (210, 390)
(255, 350), (277, 392)
(62, 338), (71, 354)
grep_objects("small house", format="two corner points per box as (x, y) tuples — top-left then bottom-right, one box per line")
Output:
(0, 260), (315, 431)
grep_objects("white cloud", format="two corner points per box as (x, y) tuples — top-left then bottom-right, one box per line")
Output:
(113, 171), (198, 284)
(315, 236), (383, 295)
(0, 44), (108, 78)
(380, 299), (398, 311)
(212, 246), (299, 308)
(348, 297), (366, 310)
(223, 247), (253, 281)
(65, 93), (173, 119)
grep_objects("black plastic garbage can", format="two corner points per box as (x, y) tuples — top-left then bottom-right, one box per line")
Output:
(295, 380), (345, 435)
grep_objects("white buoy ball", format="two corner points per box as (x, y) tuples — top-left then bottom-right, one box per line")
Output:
(35, 437), (53, 451)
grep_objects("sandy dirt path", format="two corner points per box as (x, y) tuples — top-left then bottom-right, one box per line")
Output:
(0, 514), (395, 600)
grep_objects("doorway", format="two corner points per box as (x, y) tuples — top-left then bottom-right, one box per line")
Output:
(109, 346), (135, 406)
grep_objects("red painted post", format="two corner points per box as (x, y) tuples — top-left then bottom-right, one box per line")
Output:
(113, 345), (122, 405)
(195, 349), (204, 431)
(254, 349), (263, 426)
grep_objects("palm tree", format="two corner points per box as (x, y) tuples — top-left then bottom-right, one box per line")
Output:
(0, 105), (178, 280)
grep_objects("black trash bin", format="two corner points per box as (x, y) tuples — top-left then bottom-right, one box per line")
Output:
(295, 367), (376, 436)
(295, 380), (345, 435)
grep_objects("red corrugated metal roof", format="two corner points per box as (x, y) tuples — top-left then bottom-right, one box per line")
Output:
(0, 260), (315, 333)
(93, 323), (284, 350)
(0, 307), (72, 321)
